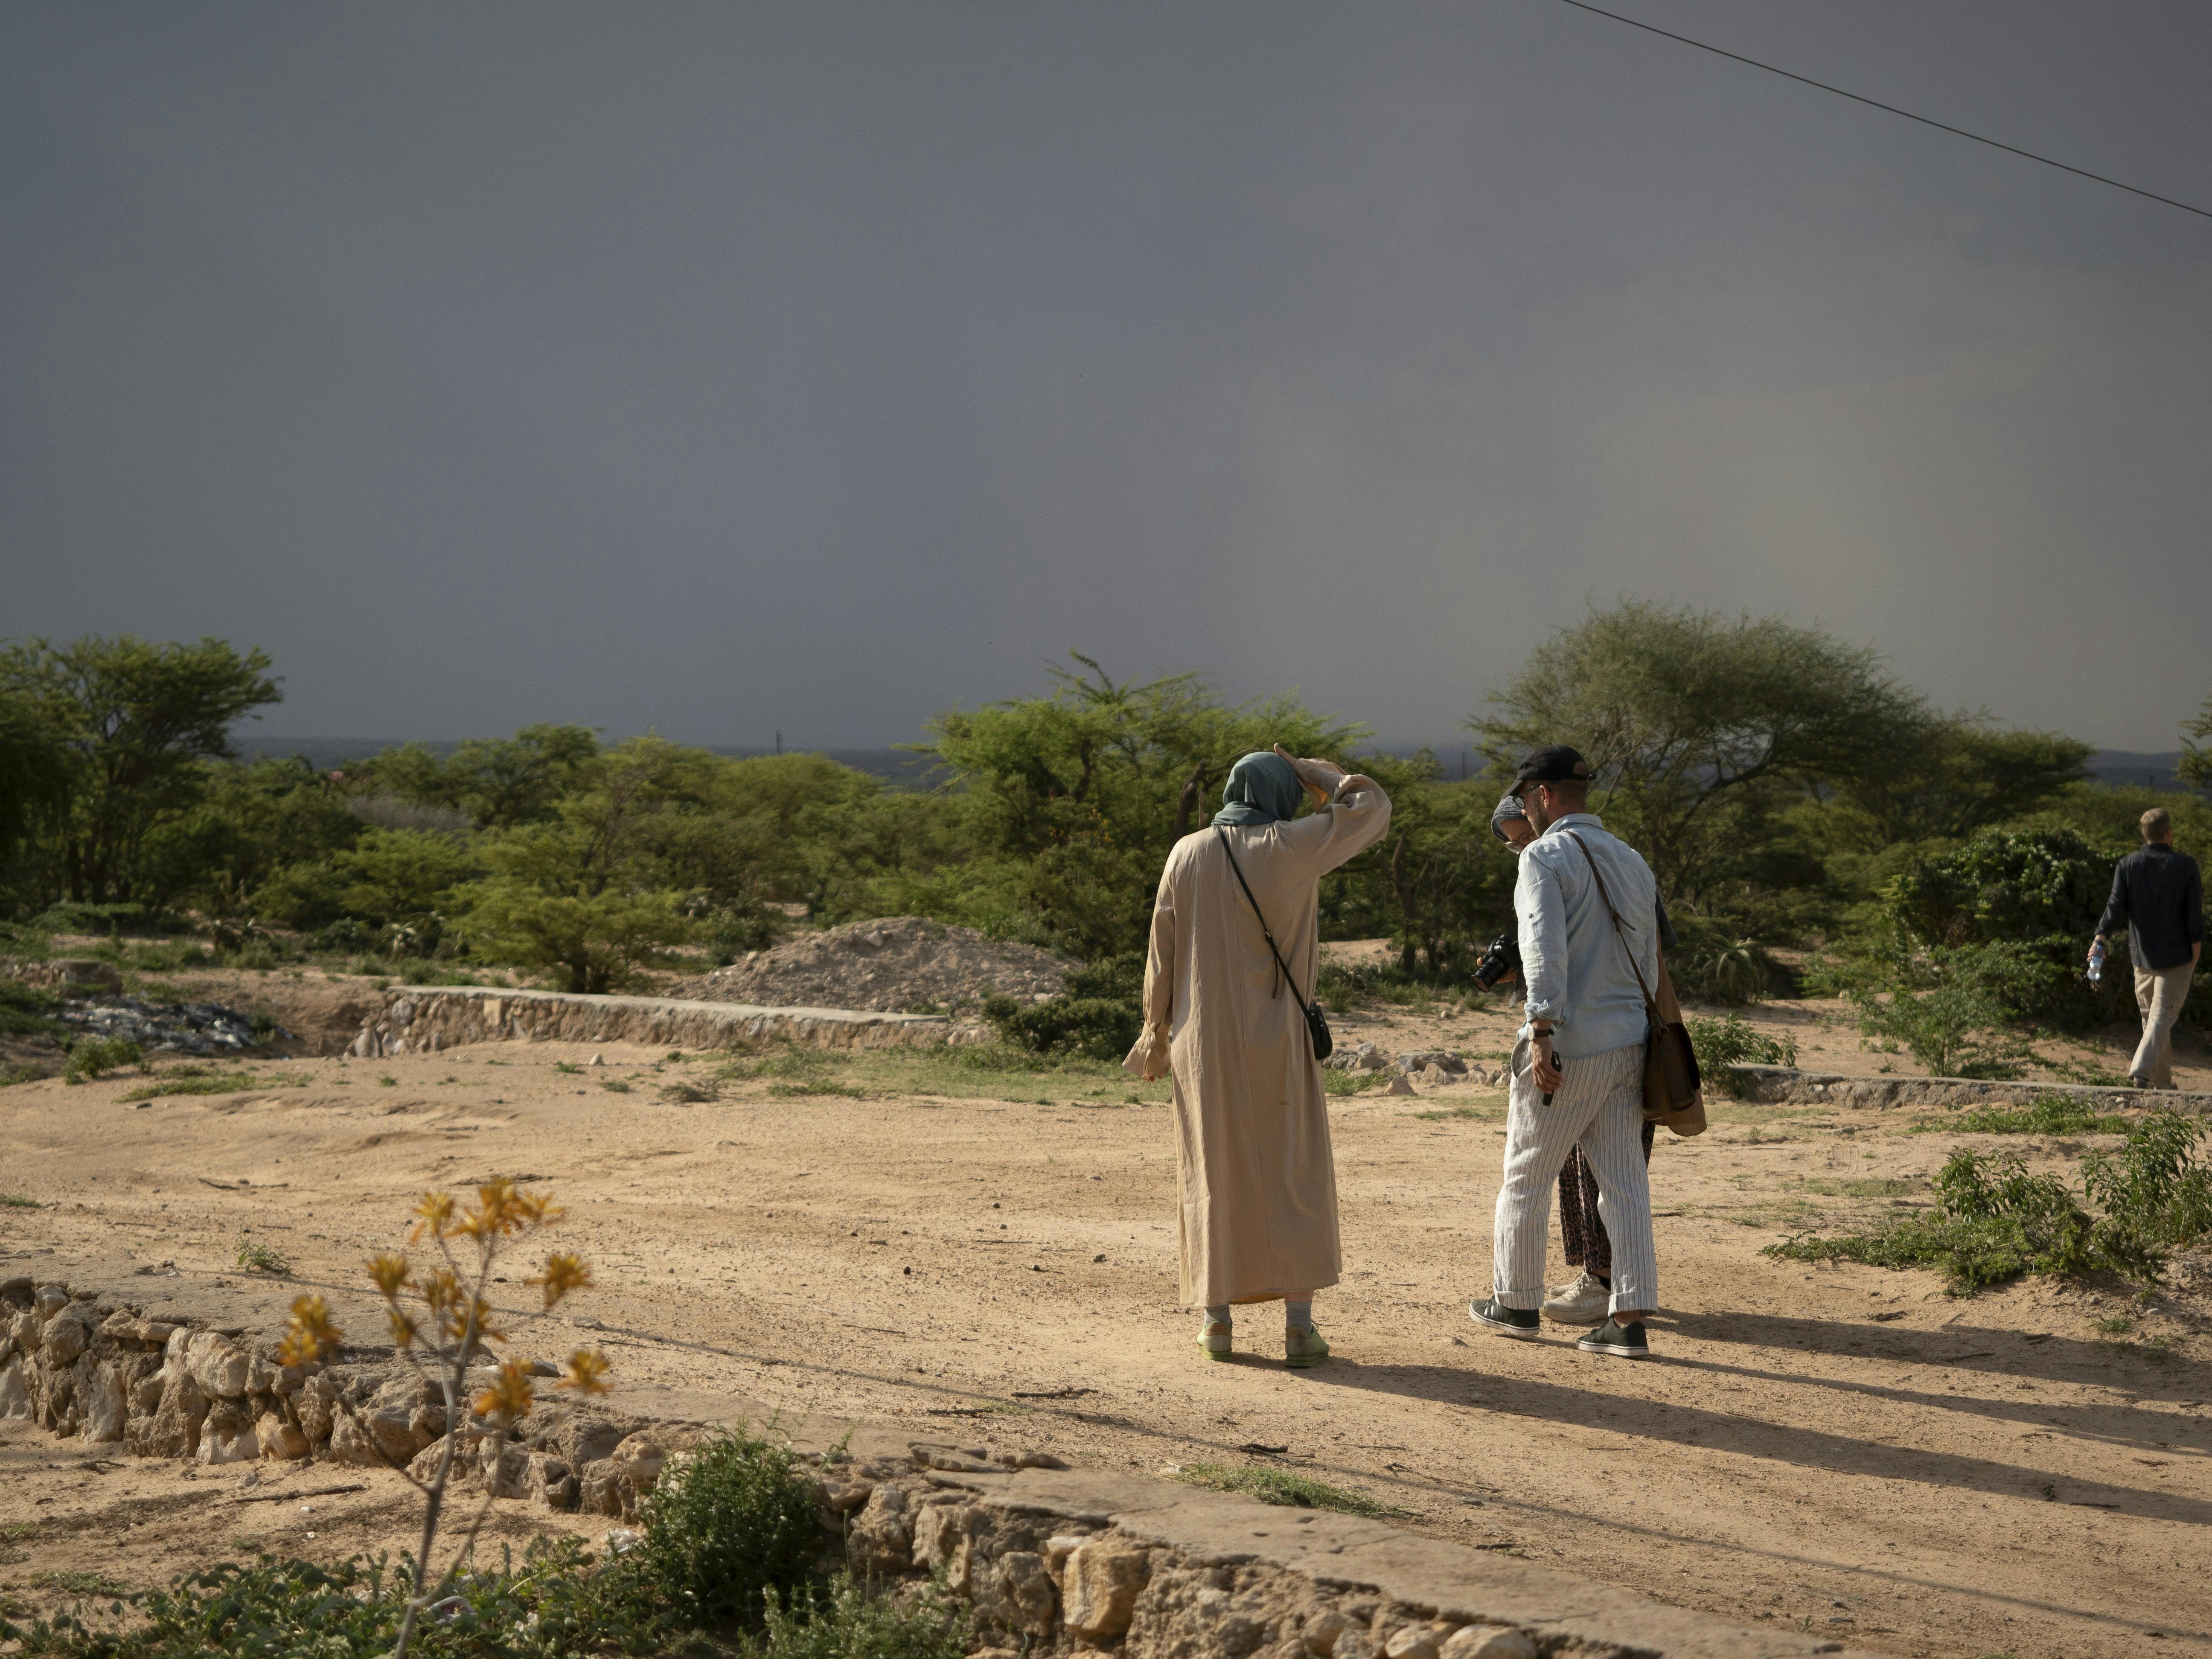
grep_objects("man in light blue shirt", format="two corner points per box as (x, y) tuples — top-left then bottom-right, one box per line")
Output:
(1470, 746), (1662, 1359)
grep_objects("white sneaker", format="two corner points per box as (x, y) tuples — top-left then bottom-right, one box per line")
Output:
(1542, 1270), (1610, 1324)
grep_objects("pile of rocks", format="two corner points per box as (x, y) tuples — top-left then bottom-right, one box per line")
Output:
(670, 916), (1067, 1014)
(1325, 1045), (1505, 1089)
(0, 1275), (663, 1518)
(52, 995), (291, 1056)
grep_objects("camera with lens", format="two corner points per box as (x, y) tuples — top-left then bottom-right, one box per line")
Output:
(1471, 931), (1521, 990)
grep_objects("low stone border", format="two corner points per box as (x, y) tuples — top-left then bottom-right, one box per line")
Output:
(3, 1275), (1871, 1657)
(1719, 1064), (2212, 1116)
(344, 984), (987, 1059)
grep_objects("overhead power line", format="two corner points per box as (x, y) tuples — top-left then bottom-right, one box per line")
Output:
(1549, 0), (2212, 222)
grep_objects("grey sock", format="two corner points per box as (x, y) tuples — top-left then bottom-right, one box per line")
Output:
(1204, 1304), (1231, 1328)
(1285, 1298), (1312, 1330)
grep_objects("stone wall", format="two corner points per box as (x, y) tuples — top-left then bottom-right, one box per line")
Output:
(2, 1275), (1870, 1658)
(1720, 1064), (2212, 1116)
(341, 984), (984, 1060)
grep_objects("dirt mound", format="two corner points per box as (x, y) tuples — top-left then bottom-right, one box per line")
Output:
(669, 916), (1066, 1013)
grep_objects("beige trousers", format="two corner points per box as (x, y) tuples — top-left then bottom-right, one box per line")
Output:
(2130, 962), (2195, 1089)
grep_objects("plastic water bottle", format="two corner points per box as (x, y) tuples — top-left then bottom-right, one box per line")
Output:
(2087, 940), (2105, 985)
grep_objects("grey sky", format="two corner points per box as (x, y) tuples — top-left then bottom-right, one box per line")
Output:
(6, 2), (2209, 751)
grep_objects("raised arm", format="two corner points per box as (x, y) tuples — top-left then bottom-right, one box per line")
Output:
(1271, 747), (1393, 874)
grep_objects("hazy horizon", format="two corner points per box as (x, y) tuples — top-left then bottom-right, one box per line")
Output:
(8, 3), (2209, 750)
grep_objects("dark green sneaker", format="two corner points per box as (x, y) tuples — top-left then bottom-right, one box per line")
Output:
(1468, 1297), (1540, 1339)
(1577, 1318), (1650, 1359)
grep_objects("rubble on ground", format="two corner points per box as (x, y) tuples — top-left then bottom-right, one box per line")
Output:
(52, 996), (292, 1055)
(668, 916), (1067, 1014)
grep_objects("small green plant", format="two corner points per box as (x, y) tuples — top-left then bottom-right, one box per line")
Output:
(552, 1061), (584, 1074)
(61, 1036), (143, 1084)
(599, 1077), (633, 1093)
(119, 1069), (310, 1103)
(27, 1570), (131, 1598)
(1910, 1094), (2131, 1136)
(1767, 1111), (2212, 1292)
(2095, 1316), (2133, 1335)
(234, 1234), (292, 1276)
(766, 1081), (868, 1100)
(634, 1427), (821, 1628)
(379, 1074), (398, 1087)
(660, 1079), (719, 1103)
(0, 981), (63, 1038)
(1171, 1461), (1403, 1518)
(1321, 1069), (1384, 1097)
(0, 1194), (40, 1209)
(751, 1572), (971, 1659)
(1684, 1013), (1797, 1094)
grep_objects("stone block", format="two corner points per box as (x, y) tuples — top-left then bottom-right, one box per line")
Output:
(185, 1332), (250, 1398)
(1437, 1630), (1534, 1659)
(611, 1431), (667, 1495)
(42, 1309), (93, 1366)
(197, 1400), (257, 1464)
(977, 1549), (1055, 1639)
(527, 1452), (578, 1510)
(1062, 1539), (1150, 1641)
(80, 1363), (127, 1443)
(0, 1357), (28, 1421)
(847, 1484), (912, 1578)
(129, 1371), (206, 1458)
(579, 1456), (629, 1517)
(297, 1374), (340, 1445)
(256, 1411), (309, 1460)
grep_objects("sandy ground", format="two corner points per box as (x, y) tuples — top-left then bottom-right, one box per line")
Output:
(2, 969), (2209, 1653)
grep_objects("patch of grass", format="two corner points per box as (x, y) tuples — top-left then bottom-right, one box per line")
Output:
(0, 981), (63, 1038)
(0, 1521), (35, 1541)
(234, 1234), (291, 1276)
(378, 1074), (398, 1087)
(765, 1082), (869, 1100)
(0, 1194), (41, 1209)
(118, 1069), (311, 1103)
(659, 1079), (720, 1103)
(26, 1570), (130, 1598)
(598, 1077), (633, 1093)
(1316, 960), (1440, 1016)
(2095, 1316), (2133, 1335)
(62, 1036), (143, 1084)
(1793, 1176), (1927, 1198)
(0, 1065), (45, 1088)
(1171, 1461), (1404, 1518)
(718, 1046), (837, 1083)
(1910, 1094), (2131, 1136)
(1412, 1102), (1503, 1122)
(552, 1061), (584, 1074)
(1321, 1069), (1385, 1097)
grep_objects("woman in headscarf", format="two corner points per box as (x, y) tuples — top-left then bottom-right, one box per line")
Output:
(1489, 790), (1676, 1326)
(1126, 745), (1391, 1365)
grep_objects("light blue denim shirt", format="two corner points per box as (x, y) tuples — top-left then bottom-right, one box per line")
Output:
(1514, 813), (1660, 1059)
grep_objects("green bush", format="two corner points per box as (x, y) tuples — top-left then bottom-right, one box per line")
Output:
(62, 1036), (142, 1083)
(1684, 1013), (1798, 1089)
(0, 981), (61, 1038)
(981, 958), (1140, 1061)
(1912, 1094), (2131, 1135)
(1767, 1111), (2212, 1292)
(633, 1428), (822, 1628)
(1846, 942), (2060, 1079)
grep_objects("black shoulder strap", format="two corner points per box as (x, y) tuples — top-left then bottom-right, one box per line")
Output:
(1215, 827), (1316, 1013)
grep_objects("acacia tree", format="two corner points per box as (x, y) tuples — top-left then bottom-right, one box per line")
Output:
(0, 635), (281, 908)
(922, 654), (1362, 959)
(1470, 602), (1924, 911)
(2181, 694), (2212, 794)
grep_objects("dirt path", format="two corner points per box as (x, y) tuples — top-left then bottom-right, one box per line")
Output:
(2, 1005), (2208, 1654)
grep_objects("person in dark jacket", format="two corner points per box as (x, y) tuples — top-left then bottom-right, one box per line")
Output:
(2092, 807), (2203, 1090)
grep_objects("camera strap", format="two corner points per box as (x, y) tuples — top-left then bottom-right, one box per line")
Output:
(1215, 827), (1333, 1062)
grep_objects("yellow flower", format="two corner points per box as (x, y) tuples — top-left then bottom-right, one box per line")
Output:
(472, 1358), (535, 1424)
(387, 1307), (420, 1349)
(557, 1348), (611, 1395)
(410, 1191), (456, 1241)
(530, 1252), (592, 1310)
(279, 1294), (343, 1365)
(367, 1252), (410, 1300)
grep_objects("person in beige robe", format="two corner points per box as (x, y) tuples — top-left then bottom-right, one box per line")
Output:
(1126, 745), (1391, 1365)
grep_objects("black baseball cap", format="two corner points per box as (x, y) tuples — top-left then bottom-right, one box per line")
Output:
(1511, 745), (1592, 795)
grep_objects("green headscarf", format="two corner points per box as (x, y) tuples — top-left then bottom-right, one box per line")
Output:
(1213, 751), (1303, 827)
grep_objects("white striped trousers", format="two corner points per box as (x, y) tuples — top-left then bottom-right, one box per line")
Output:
(1491, 1039), (1657, 1316)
